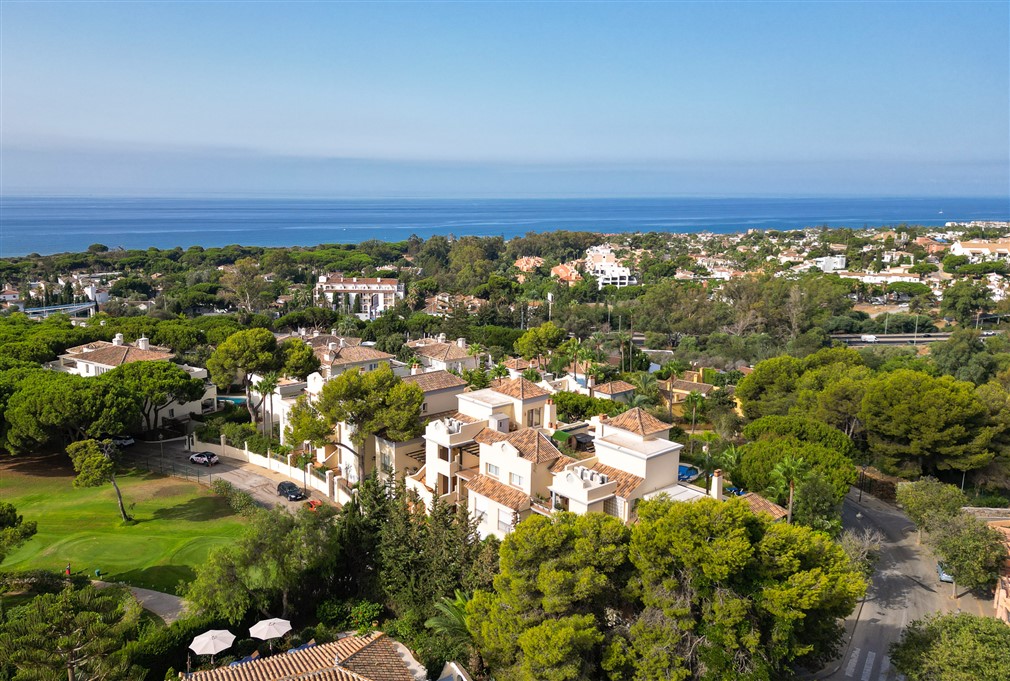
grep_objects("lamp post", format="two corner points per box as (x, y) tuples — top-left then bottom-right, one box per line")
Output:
(158, 433), (165, 472)
(858, 464), (868, 502)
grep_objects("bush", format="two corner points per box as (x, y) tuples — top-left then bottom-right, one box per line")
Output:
(210, 479), (260, 516)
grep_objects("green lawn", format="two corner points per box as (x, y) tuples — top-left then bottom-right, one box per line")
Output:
(1, 455), (248, 594)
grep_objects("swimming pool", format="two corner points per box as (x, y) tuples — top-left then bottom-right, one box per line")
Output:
(678, 464), (700, 482)
(218, 396), (248, 405)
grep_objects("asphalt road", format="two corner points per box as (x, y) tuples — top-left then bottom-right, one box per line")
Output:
(130, 439), (331, 511)
(818, 488), (995, 681)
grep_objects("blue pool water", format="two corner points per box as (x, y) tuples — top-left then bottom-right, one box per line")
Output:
(678, 464), (700, 482)
(218, 396), (248, 405)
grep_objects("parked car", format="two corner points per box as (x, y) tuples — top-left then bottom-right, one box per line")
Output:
(277, 481), (306, 501)
(937, 562), (954, 583)
(189, 451), (220, 466)
(305, 499), (323, 512)
(109, 435), (135, 447)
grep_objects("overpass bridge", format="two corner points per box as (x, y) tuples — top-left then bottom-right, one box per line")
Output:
(22, 301), (97, 319)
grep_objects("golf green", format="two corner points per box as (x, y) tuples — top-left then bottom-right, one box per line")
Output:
(0, 455), (248, 594)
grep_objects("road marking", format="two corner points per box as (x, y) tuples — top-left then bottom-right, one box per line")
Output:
(878, 656), (891, 681)
(861, 651), (876, 681)
(845, 648), (861, 677)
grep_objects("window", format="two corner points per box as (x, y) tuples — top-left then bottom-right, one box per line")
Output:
(510, 472), (525, 488)
(380, 451), (393, 472)
(473, 495), (488, 523)
(486, 463), (500, 478)
(498, 508), (513, 533)
(526, 408), (542, 427)
(421, 402), (428, 413)
(603, 496), (619, 518)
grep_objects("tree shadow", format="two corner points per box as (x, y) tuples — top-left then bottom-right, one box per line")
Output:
(107, 564), (196, 595)
(0, 452), (75, 477)
(150, 496), (231, 522)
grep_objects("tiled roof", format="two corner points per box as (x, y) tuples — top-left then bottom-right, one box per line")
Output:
(403, 370), (467, 393)
(466, 474), (530, 510)
(503, 357), (530, 370)
(588, 461), (645, 498)
(185, 632), (414, 681)
(315, 345), (393, 367)
(474, 428), (563, 464)
(490, 377), (549, 400)
(62, 341), (174, 367)
(549, 454), (577, 473)
(740, 493), (788, 521)
(606, 408), (670, 437)
(406, 340), (471, 362)
(594, 380), (636, 395)
(667, 379), (716, 395)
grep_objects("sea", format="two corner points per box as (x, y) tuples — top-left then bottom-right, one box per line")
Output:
(1, 196), (1008, 258)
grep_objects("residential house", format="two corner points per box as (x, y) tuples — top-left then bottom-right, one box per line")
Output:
(811, 255), (847, 272)
(375, 369), (468, 481)
(658, 376), (717, 417)
(315, 275), (405, 319)
(548, 409), (706, 524)
(52, 334), (216, 425)
(183, 631), (418, 681)
(948, 239), (1010, 263)
(914, 236), (949, 255)
(313, 341), (394, 380)
(0, 289), (20, 306)
(550, 263), (584, 285)
(406, 377), (556, 510)
(591, 380), (637, 403)
(422, 293), (486, 317)
(407, 336), (479, 373)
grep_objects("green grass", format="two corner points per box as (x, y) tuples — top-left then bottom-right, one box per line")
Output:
(0, 456), (248, 595)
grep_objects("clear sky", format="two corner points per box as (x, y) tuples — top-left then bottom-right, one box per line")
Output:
(1, 1), (1007, 197)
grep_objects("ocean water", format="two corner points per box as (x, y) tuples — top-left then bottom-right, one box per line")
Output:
(0, 196), (1007, 258)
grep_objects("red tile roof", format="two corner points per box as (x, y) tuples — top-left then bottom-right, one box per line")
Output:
(606, 408), (670, 437)
(594, 380), (636, 395)
(466, 474), (530, 510)
(490, 377), (549, 400)
(402, 370), (467, 393)
(740, 493), (788, 521)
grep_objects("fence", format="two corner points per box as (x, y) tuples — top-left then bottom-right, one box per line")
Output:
(127, 449), (220, 486)
(192, 435), (355, 506)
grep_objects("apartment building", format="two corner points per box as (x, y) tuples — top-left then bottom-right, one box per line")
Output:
(314, 275), (405, 319)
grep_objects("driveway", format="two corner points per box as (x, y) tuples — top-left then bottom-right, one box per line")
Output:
(130, 440), (333, 512)
(817, 488), (994, 681)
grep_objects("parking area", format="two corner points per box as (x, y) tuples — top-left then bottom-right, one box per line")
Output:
(129, 439), (336, 511)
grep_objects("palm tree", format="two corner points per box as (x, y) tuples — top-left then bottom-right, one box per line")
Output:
(684, 391), (706, 455)
(425, 590), (473, 663)
(467, 342), (486, 371)
(626, 393), (653, 409)
(491, 362), (509, 380)
(254, 371), (280, 438)
(694, 440), (722, 490)
(768, 456), (808, 524)
(717, 444), (742, 487)
(629, 371), (658, 401)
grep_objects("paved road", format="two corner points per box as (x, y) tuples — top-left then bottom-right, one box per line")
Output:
(818, 488), (995, 681)
(131, 439), (332, 511)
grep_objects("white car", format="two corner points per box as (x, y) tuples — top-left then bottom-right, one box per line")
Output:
(189, 451), (220, 466)
(110, 435), (135, 447)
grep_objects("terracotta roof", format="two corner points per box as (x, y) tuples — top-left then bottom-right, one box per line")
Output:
(62, 341), (174, 367)
(549, 454), (577, 473)
(466, 474), (530, 510)
(402, 370), (467, 393)
(503, 357), (530, 370)
(740, 493), (788, 521)
(474, 428), (563, 464)
(185, 632), (414, 681)
(588, 461), (645, 498)
(606, 408), (670, 437)
(490, 377), (549, 400)
(315, 345), (393, 367)
(409, 341), (471, 362)
(666, 379), (716, 395)
(305, 335), (362, 348)
(594, 380), (636, 395)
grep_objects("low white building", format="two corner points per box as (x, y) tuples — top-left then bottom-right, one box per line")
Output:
(949, 239), (1010, 263)
(406, 335), (479, 373)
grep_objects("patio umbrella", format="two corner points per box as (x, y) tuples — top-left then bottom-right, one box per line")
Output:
(250, 617), (292, 651)
(190, 629), (235, 663)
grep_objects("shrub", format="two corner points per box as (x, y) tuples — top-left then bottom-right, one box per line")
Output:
(210, 479), (259, 516)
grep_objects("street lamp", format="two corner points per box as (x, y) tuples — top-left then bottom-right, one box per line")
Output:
(857, 464), (868, 502)
(158, 433), (165, 472)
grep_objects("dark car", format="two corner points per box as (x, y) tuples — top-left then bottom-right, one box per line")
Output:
(189, 451), (220, 466)
(277, 481), (306, 501)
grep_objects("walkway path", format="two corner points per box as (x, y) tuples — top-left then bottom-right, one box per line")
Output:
(95, 580), (187, 624)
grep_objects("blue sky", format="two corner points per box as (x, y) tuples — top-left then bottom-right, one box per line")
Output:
(1, 1), (1007, 197)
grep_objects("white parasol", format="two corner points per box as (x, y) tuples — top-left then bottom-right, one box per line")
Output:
(250, 617), (292, 651)
(189, 629), (236, 662)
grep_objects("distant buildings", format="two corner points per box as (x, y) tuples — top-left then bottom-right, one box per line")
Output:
(315, 275), (404, 319)
(949, 239), (1010, 263)
(586, 245), (637, 289)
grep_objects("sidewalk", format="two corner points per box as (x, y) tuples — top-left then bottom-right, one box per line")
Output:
(95, 580), (187, 624)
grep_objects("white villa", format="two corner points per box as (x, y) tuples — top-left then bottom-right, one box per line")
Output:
(586, 245), (637, 289)
(406, 335), (480, 373)
(315, 275), (405, 319)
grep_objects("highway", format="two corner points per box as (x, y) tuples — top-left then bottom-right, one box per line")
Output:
(831, 333), (952, 347)
(815, 489), (995, 681)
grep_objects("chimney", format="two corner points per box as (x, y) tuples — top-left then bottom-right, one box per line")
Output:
(597, 413), (607, 438)
(339, 337), (347, 348)
(438, 333), (447, 344)
(112, 333), (124, 346)
(544, 398), (557, 429)
(710, 469), (724, 502)
(456, 337), (466, 349)
(411, 364), (423, 376)
(137, 336), (149, 351)
(330, 328), (336, 336)
(313, 329), (320, 337)
(328, 342), (338, 352)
